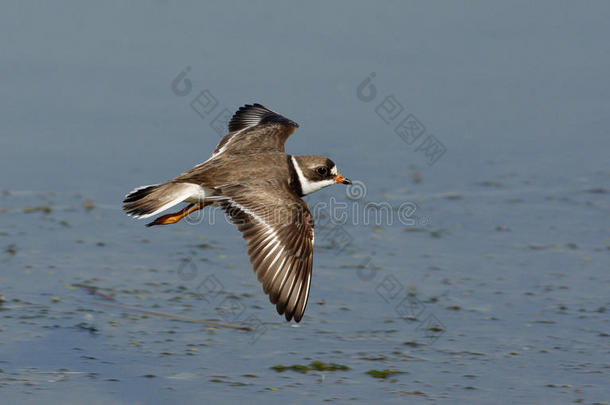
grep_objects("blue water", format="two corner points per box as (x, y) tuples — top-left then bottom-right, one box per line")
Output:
(1, 2), (609, 404)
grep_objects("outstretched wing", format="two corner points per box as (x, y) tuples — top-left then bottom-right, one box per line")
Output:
(219, 183), (313, 322)
(211, 103), (299, 157)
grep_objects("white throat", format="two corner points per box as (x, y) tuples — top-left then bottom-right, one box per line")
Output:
(291, 156), (335, 195)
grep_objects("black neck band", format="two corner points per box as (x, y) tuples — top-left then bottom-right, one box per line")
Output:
(286, 155), (303, 197)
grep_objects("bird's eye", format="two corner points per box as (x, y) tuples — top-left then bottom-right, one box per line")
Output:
(316, 167), (328, 176)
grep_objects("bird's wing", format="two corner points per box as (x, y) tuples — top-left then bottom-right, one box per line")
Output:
(218, 182), (313, 322)
(211, 103), (299, 157)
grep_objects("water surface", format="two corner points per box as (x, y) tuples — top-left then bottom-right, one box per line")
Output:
(1, 2), (609, 404)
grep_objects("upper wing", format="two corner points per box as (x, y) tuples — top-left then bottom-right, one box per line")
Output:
(211, 103), (299, 157)
(219, 183), (313, 322)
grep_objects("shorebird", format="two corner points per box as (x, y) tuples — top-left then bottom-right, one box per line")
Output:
(123, 103), (350, 322)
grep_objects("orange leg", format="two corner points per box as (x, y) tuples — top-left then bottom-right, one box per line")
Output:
(146, 202), (209, 227)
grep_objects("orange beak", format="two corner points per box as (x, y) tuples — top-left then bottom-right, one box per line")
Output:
(334, 173), (351, 185)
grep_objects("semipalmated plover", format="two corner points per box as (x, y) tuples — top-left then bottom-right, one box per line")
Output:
(123, 103), (350, 322)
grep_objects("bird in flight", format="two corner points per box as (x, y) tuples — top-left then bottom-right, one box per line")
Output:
(123, 103), (351, 322)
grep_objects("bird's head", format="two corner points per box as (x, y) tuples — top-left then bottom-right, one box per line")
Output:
(291, 155), (351, 196)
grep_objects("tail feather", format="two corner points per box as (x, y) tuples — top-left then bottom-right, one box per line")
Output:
(123, 182), (203, 219)
(123, 184), (159, 204)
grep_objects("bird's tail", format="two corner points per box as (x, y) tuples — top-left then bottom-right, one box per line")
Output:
(123, 182), (198, 219)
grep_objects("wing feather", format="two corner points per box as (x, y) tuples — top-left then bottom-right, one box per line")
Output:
(212, 103), (299, 157)
(221, 184), (313, 322)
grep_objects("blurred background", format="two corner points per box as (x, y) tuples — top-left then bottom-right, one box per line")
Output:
(1, 2), (608, 404)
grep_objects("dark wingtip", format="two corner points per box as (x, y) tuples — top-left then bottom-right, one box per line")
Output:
(285, 311), (301, 323)
(228, 103), (299, 132)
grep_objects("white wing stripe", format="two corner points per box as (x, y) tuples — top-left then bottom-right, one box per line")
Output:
(267, 246), (285, 269)
(211, 127), (248, 158)
(227, 200), (286, 255)
(261, 242), (281, 263)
